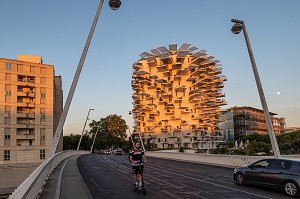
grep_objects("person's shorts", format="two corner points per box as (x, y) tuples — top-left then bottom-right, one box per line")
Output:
(132, 165), (144, 174)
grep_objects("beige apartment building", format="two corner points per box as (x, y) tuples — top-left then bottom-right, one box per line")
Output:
(0, 55), (63, 165)
(131, 43), (227, 151)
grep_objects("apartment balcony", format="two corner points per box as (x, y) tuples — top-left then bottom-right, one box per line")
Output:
(180, 109), (190, 114)
(174, 97), (183, 103)
(16, 133), (35, 140)
(156, 65), (168, 72)
(172, 63), (182, 70)
(147, 118), (156, 122)
(165, 111), (175, 115)
(175, 87), (186, 93)
(170, 116), (181, 120)
(173, 128), (182, 132)
(161, 93), (173, 98)
(16, 112), (35, 118)
(174, 75), (181, 81)
(147, 84), (156, 89)
(167, 133), (179, 138)
(161, 128), (168, 132)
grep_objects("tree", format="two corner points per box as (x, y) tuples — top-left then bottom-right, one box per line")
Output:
(89, 114), (127, 150)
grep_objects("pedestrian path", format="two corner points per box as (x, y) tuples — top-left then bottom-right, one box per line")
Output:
(40, 155), (92, 199)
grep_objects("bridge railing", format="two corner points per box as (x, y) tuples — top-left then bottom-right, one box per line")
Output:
(9, 150), (90, 199)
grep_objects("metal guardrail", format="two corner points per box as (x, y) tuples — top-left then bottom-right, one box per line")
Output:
(9, 150), (90, 199)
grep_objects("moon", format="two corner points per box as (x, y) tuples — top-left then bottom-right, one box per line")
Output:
(277, 91), (281, 95)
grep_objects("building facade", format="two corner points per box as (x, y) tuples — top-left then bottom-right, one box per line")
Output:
(0, 55), (63, 165)
(218, 106), (286, 142)
(131, 44), (227, 151)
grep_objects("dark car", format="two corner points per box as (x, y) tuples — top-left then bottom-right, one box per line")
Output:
(234, 158), (300, 197)
(115, 150), (123, 155)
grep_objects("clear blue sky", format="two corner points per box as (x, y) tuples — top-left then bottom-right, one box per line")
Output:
(1, 0), (299, 135)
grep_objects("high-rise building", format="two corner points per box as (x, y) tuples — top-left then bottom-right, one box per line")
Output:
(0, 55), (63, 165)
(131, 44), (227, 151)
(218, 106), (286, 142)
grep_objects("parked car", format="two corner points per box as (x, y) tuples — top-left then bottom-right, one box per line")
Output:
(104, 150), (111, 155)
(233, 158), (300, 197)
(115, 150), (123, 155)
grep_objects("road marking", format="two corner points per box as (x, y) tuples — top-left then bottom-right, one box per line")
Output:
(147, 165), (273, 199)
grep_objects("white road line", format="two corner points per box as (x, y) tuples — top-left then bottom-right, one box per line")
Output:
(147, 165), (273, 199)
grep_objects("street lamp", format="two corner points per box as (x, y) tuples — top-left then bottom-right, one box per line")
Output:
(230, 19), (281, 158)
(109, 0), (122, 10)
(77, 108), (94, 150)
(49, 0), (121, 157)
(90, 119), (102, 153)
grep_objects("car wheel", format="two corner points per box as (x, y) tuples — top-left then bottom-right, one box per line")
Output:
(235, 173), (246, 185)
(284, 181), (299, 197)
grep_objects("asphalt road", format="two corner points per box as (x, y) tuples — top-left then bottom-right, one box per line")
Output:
(78, 154), (291, 199)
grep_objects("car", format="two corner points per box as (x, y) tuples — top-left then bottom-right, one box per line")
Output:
(233, 158), (300, 197)
(104, 150), (111, 155)
(115, 150), (123, 155)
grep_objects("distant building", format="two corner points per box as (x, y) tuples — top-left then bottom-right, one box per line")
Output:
(218, 106), (286, 142)
(285, 127), (300, 133)
(0, 55), (63, 165)
(131, 44), (227, 151)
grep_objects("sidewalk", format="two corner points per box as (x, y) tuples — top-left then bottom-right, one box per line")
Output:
(39, 155), (92, 199)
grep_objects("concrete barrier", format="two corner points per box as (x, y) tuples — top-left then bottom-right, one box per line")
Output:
(9, 150), (90, 199)
(146, 151), (300, 168)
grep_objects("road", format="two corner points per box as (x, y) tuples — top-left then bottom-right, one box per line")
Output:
(78, 154), (290, 199)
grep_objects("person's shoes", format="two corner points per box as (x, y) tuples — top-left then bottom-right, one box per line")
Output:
(138, 185), (142, 190)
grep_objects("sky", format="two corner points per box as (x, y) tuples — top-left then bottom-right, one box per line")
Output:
(0, 0), (299, 136)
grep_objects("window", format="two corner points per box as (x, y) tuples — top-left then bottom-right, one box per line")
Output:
(41, 93), (46, 98)
(158, 138), (161, 143)
(253, 160), (270, 169)
(41, 113), (46, 119)
(4, 150), (10, 161)
(29, 140), (33, 146)
(4, 134), (10, 140)
(40, 149), (45, 159)
(6, 63), (12, 70)
(5, 91), (11, 96)
(4, 111), (11, 118)
(40, 129), (46, 145)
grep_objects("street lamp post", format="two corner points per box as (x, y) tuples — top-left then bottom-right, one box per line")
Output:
(77, 108), (94, 150)
(90, 119), (102, 153)
(231, 19), (281, 158)
(49, 0), (121, 157)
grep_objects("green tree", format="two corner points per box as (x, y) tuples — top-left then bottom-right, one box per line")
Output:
(89, 114), (127, 150)
(63, 134), (80, 150)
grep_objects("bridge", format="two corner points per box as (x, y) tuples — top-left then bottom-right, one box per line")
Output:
(8, 150), (299, 199)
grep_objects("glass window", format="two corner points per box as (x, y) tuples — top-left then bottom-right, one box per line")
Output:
(6, 63), (12, 70)
(4, 134), (10, 140)
(270, 160), (292, 170)
(41, 93), (46, 98)
(288, 162), (300, 171)
(40, 149), (45, 159)
(29, 140), (33, 146)
(253, 160), (271, 169)
(4, 150), (10, 161)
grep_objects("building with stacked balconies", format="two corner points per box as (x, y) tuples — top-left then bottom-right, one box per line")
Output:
(131, 43), (227, 151)
(0, 55), (63, 165)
